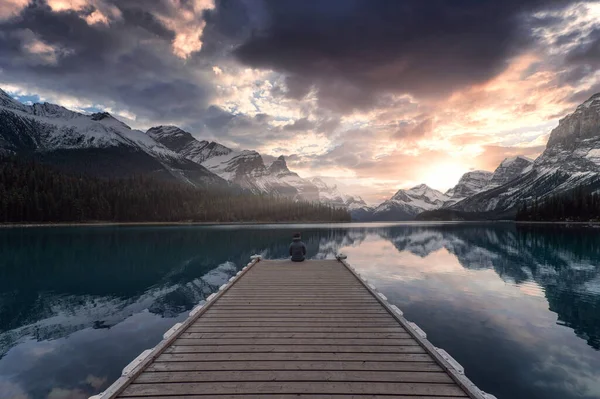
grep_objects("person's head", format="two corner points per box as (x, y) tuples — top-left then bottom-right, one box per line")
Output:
(292, 232), (301, 241)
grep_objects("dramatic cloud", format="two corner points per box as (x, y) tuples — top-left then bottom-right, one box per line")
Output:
(1, 0), (599, 202)
(0, 0), (215, 121)
(234, 0), (591, 111)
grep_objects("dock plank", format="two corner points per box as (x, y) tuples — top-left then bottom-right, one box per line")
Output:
(118, 396), (466, 399)
(179, 332), (412, 339)
(147, 360), (443, 372)
(172, 338), (421, 346)
(119, 381), (467, 397)
(165, 345), (427, 354)
(111, 259), (473, 399)
(156, 353), (436, 362)
(134, 370), (453, 383)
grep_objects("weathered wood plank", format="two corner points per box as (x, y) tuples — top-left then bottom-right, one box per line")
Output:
(173, 338), (420, 346)
(226, 290), (369, 293)
(208, 307), (385, 312)
(191, 321), (400, 327)
(198, 316), (394, 321)
(108, 259), (472, 399)
(210, 303), (384, 307)
(185, 326), (409, 333)
(119, 381), (467, 397)
(156, 353), (436, 362)
(179, 332), (412, 339)
(118, 395), (467, 399)
(202, 311), (389, 317)
(165, 345), (427, 354)
(205, 309), (388, 315)
(147, 360), (443, 372)
(135, 370), (453, 384)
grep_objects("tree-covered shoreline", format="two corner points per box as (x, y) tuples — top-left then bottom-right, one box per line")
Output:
(516, 185), (600, 222)
(0, 158), (350, 223)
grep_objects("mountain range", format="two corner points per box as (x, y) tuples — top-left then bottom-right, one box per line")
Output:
(2, 88), (599, 220)
(0, 88), (363, 209)
(353, 93), (600, 221)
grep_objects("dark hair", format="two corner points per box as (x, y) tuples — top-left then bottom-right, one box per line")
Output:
(293, 232), (301, 238)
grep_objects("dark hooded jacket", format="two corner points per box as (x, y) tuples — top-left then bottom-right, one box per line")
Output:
(289, 237), (307, 262)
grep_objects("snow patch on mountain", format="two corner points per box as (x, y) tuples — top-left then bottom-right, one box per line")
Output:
(362, 184), (450, 221)
(148, 125), (363, 204)
(311, 177), (367, 209)
(147, 125), (232, 164)
(445, 170), (493, 206)
(0, 91), (225, 186)
(488, 156), (534, 188)
(450, 93), (600, 213)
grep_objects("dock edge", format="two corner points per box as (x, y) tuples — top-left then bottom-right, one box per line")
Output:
(89, 255), (263, 399)
(337, 255), (497, 399)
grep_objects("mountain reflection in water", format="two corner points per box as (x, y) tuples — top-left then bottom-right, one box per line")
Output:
(0, 223), (599, 399)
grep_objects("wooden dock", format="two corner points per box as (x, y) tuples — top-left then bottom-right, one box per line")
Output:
(96, 258), (492, 399)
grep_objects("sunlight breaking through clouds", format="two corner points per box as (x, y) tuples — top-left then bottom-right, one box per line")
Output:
(1, 0), (600, 201)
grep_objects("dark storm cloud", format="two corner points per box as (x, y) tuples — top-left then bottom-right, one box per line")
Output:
(0, 0), (219, 121)
(199, 0), (254, 59)
(203, 105), (237, 129)
(551, 26), (600, 96)
(565, 28), (600, 66)
(234, 0), (587, 112)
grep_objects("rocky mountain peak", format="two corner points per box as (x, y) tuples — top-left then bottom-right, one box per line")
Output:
(90, 112), (112, 121)
(547, 92), (600, 147)
(577, 93), (600, 110)
(392, 184), (448, 204)
(28, 102), (79, 121)
(411, 183), (429, 191)
(488, 156), (533, 187)
(147, 125), (193, 140)
(268, 155), (290, 174)
(0, 88), (13, 102)
(446, 170), (493, 201)
(147, 125), (199, 153)
(391, 189), (411, 202)
(146, 125), (233, 164)
(0, 89), (31, 113)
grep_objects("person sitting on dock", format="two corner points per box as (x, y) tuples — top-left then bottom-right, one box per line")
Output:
(289, 233), (307, 262)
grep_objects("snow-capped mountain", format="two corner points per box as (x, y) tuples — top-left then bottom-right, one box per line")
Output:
(487, 156), (533, 188)
(266, 156), (320, 201)
(443, 158), (533, 207)
(147, 125), (232, 164)
(311, 178), (367, 210)
(356, 184), (450, 221)
(0, 89), (364, 204)
(149, 125), (372, 203)
(445, 170), (493, 206)
(451, 93), (600, 213)
(150, 125), (320, 200)
(0, 89), (225, 187)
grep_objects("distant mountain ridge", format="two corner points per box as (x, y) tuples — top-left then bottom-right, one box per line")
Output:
(352, 184), (449, 221)
(447, 94), (600, 215)
(5, 87), (598, 220)
(148, 125), (354, 203)
(0, 89), (225, 187)
(0, 89), (364, 207)
(355, 93), (600, 221)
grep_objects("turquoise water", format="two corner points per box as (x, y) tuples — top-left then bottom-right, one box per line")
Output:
(1, 223), (599, 399)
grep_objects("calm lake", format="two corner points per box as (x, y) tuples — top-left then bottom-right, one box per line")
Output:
(1, 223), (599, 399)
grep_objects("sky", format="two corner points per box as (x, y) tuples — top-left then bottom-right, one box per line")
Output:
(1, 0), (600, 203)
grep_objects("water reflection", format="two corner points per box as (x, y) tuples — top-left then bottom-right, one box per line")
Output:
(0, 223), (599, 399)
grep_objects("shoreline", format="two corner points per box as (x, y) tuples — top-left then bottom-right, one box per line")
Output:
(0, 220), (354, 229)
(1, 220), (599, 229)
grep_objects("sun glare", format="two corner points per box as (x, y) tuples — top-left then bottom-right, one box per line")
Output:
(421, 163), (470, 191)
